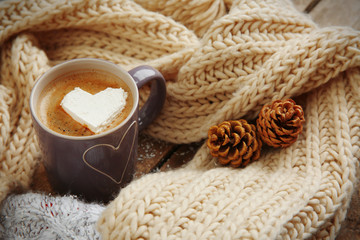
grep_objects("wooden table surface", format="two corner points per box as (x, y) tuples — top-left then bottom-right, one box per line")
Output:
(31, 0), (360, 239)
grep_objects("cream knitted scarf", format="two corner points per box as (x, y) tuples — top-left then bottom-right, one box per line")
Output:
(1, 0), (360, 239)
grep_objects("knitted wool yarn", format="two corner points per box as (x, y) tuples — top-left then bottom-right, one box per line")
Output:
(0, 193), (104, 239)
(0, 0), (360, 239)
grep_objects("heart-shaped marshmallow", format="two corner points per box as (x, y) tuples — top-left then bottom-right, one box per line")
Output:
(61, 87), (128, 134)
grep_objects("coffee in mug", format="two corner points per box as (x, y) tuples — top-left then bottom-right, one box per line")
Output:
(30, 58), (166, 202)
(37, 70), (134, 136)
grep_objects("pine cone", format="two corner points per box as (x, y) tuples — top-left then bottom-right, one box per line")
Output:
(256, 99), (305, 148)
(207, 120), (262, 168)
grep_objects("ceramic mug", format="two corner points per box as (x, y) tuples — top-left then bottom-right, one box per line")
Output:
(30, 58), (166, 202)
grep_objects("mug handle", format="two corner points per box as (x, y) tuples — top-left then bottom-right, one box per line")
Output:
(128, 65), (166, 131)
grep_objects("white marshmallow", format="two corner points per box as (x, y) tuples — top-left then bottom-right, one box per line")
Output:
(60, 87), (128, 134)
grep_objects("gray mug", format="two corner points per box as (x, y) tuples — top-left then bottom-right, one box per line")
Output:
(30, 58), (166, 202)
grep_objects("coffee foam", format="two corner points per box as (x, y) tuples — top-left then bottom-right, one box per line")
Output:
(38, 86), (55, 126)
(37, 70), (134, 136)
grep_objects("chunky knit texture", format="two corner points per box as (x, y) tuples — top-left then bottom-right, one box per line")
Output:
(1, 0), (360, 239)
(0, 193), (104, 239)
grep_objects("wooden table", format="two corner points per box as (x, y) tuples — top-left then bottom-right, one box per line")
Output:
(31, 0), (360, 239)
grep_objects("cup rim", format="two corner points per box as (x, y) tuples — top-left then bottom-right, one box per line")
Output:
(30, 58), (139, 140)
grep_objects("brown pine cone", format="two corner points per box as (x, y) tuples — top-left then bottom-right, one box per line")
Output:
(207, 120), (262, 168)
(256, 99), (305, 148)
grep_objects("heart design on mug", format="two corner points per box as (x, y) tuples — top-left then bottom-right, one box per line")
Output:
(82, 121), (137, 184)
